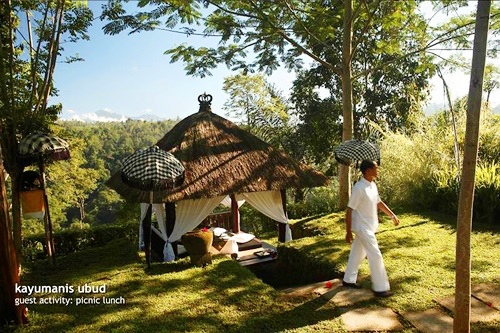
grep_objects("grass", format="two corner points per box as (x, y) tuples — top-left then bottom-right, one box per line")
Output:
(8, 212), (500, 333)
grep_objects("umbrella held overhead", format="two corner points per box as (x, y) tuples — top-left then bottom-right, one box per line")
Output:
(334, 139), (380, 166)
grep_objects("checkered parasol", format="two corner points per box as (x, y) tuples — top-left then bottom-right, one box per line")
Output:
(18, 132), (70, 264)
(115, 145), (184, 268)
(334, 139), (380, 166)
(120, 146), (185, 192)
(19, 132), (70, 165)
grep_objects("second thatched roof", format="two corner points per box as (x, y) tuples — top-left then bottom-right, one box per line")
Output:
(106, 96), (328, 203)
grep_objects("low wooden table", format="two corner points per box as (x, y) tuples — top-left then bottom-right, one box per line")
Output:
(236, 242), (277, 267)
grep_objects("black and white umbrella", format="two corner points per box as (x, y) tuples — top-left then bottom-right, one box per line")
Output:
(19, 132), (70, 166)
(18, 132), (71, 264)
(334, 139), (380, 166)
(120, 146), (185, 192)
(109, 146), (185, 268)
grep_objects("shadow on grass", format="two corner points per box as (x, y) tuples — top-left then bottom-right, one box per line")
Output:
(377, 220), (429, 234)
(22, 238), (142, 286)
(416, 210), (500, 233)
(15, 213), (499, 333)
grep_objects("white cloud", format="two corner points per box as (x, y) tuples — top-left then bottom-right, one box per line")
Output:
(63, 112), (128, 123)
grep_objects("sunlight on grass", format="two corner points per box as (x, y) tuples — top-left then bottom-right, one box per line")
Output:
(14, 213), (500, 332)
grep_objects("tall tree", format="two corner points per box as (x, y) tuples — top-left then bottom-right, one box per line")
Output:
(0, 148), (26, 325)
(454, 1), (490, 332)
(222, 72), (289, 147)
(0, 0), (92, 258)
(483, 64), (499, 104)
(100, 0), (499, 207)
(42, 135), (100, 225)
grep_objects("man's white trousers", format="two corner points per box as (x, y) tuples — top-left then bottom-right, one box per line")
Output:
(343, 228), (390, 292)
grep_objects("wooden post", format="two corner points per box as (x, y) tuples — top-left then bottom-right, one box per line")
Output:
(454, 2), (490, 332)
(278, 189), (287, 242)
(165, 202), (177, 257)
(38, 159), (55, 264)
(230, 194), (240, 233)
(143, 203), (152, 268)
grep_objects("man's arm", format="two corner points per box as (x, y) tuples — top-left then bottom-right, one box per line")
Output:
(377, 201), (400, 226)
(345, 207), (354, 243)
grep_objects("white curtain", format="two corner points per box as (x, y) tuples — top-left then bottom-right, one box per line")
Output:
(139, 203), (175, 262)
(220, 195), (246, 208)
(237, 190), (292, 241)
(170, 195), (226, 243)
(140, 196), (225, 262)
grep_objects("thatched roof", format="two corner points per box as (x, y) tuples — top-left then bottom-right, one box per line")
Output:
(106, 97), (328, 203)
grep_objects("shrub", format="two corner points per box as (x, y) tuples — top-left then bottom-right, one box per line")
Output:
(376, 104), (500, 225)
(287, 180), (339, 219)
(22, 222), (137, 261)
(473, 162), (500, 224)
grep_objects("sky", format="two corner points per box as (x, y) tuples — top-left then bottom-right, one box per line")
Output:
(50, 1), (498, 122)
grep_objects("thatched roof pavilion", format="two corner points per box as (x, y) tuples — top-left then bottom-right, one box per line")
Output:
(107, 94), (328, 203)
(106, 95), (328, 262)
(155, 96), (328, 202)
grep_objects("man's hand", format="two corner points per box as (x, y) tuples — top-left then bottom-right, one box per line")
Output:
(391, 215), (400, 226)
(346, 230), (353, 244)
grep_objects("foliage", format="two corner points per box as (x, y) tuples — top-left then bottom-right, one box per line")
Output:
(376, 100), (500, 225)
(287, 180), (339, 219)
(101, 1), (434, 80)
(99, 1), (500, 210)
(0, 0), (93, 263)
(483, 64), (500, 103)
(100, 0), (435, 146)
(289, 70), (342, 165)
(22, 221), (137, 261)
(222, 72), (290, 148)
(473, 162), (500, 224)
(19, 120), (178, 236)
(239, 204), (276, 235)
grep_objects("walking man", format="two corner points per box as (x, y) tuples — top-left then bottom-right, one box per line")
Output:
(342, 160), (400, 297)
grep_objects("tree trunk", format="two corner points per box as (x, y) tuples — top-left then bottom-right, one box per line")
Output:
(339, 0), (354, 209)
(454, 2), (490, 332)
(293, 188), (304, 203)
(79, 197), (85, 221)
(9, 159), (23, 263)
(0, 152), (26, 325)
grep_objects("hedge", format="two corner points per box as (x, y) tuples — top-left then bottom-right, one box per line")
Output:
(22, 222), (138, 261)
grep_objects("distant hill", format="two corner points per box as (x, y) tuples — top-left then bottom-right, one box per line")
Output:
(60, 109), (165, 122)
(132, 114), (164, 121)
(425, 102), (500, 115)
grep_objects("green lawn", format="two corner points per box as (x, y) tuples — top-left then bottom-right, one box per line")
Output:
(11, 212), (500, 333)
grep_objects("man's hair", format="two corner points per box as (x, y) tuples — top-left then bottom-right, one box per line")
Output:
(360, 160), (377, 174)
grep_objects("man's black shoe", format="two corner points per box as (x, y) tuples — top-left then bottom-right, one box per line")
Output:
(373, 290), (394, 297)
(342, 281), (362, 289)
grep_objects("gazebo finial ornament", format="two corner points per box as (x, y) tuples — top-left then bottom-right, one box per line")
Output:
(198, 93), (213, 113)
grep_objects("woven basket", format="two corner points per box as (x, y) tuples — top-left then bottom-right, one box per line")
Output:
(181, 230), (213, 267)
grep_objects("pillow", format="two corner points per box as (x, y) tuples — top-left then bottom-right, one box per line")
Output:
(212, 227), (227, 237)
